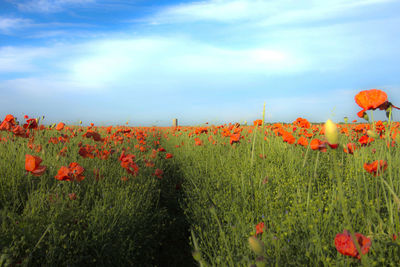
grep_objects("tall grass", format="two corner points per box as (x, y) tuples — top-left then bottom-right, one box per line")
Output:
(0, 119), (399, 266)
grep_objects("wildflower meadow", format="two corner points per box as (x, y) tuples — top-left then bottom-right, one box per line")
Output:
(0, 89), (400, 266)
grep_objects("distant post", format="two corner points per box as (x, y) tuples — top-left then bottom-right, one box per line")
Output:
(173, 118), (178, 127)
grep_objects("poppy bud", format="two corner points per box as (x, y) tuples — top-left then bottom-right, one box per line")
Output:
(363, 112), (369, 122)
(343, 117), (348, 123)
(248, 236), (264, 256)
(386, 106), (392, 118)
(367, 130), (379, 139)
(324, 119), (338, 145)
(79, 120), (82, 125)
(192, 251), (202, 262)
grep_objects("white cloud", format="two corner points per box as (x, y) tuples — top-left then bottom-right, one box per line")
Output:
(0, 46), (54, 72)
(17, 0), (95, 13)
(0, 17), (32, 33)
(148, 0), (396, 25)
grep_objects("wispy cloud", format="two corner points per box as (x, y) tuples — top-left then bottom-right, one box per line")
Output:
(17, 0), (96, 13)
(0, 17), (32, 33)
(148, 0), (396, 25)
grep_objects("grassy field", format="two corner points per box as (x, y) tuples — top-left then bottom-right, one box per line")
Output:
(0, 111), (399, 266)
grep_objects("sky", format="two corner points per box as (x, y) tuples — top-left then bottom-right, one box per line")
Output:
(0, 0), (399, 126)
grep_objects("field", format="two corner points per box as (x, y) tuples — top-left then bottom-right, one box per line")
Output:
(1, 91), (400, 266)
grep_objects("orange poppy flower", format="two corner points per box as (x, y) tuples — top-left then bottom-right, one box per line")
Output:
(297, 136), (308, 147)
(119, 151), (139, 176)
(229, 133), (241, 145)
(165, 153), (173, 159)
(282, 132), (295, 144)
(310, 139), (327, 152)
(253, 119), (263, 126)
(69, 162), (85, 182)
(12, 125), (29, 138)
(363, 160), (388, 176)
(56, 122), (65, 131)
(355, 89), (400, 118)
(335, 229), (371, 259)
(343, 143), (357, 154)
(25, 154), (47, 176)
(194, 138), (203, 146)
(55, 162), (85, 182)
(358, 135), (374, 146)
(255, 222), (265, 236)
(55, 166), (72, 181)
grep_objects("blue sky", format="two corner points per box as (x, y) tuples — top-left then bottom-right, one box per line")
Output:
(1, 0), (399, 126)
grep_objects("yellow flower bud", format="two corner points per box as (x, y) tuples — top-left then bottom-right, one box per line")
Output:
(248, 236), (264, 256)
(324, 119), (338, 145)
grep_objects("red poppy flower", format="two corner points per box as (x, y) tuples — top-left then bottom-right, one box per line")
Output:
(154, 168), (163, 179)
(23, 118), (38, 130)
(282, 132), (295, 144)
(355, 89), (400, 118)
(68, 193), (77, 200)
(334, 229), (371, 259)
(255, 222), (265, 235)
(56, 122), (65, 131)
(230, 133), (241, 145)
(25, 154), (47, 176)
(363, 160), (388, 176)
(310, 139), (327, 152)
(12, 125), (29, 138)
(55, 162), (85, 182)
(297, 136), (308, 147)
(194, 138), (203, 146)
(253, 119), (263, 126)
(166, 153), (173, 159)
(119, 151), (139, 176)
(79, 145), (95, 158)
(343, 143), (357, 154)
(55, 166), (73, 181)
(59, 146), (68, 157)
(83, 130), (103, 142)
(358, 135), (374, 146)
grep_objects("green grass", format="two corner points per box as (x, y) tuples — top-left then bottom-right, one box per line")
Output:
(0, 121), (399, 266)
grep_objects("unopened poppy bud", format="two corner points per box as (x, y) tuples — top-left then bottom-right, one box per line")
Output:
(324, 119), (338, 145)
(248, 236), (264, 256)
(51, 123), (56, 128)
(363, 112), (369, 122)
(192, 251), (202, 262)
(367, 130), (378, 139)
(343, 117), (348, 123)
(386, 106), (392, 119)
(79, 120), (82, 125)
